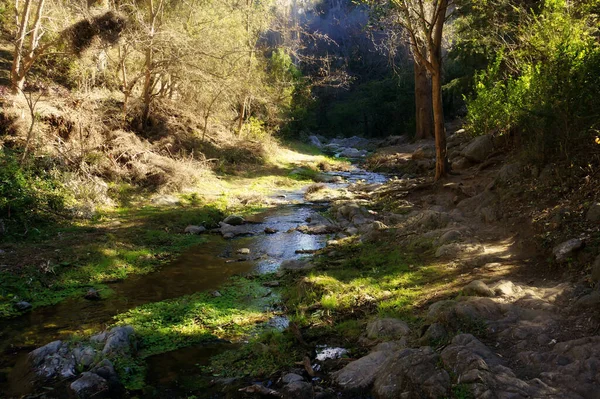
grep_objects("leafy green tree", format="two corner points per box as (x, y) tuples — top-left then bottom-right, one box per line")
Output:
(389, 0), (452, 180)
(465, 0), (600, 163)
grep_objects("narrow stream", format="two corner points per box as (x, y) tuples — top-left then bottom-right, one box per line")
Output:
(0, 166), (387, 397)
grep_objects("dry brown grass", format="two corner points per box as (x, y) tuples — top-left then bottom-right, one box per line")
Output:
(305, 183), (327, 194)
(0, 86), (342, 220)
(317, 159), (352, 172)
(0, 90), (286, 199)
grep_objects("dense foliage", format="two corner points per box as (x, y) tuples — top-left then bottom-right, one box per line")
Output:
(0, 151), (67, 231)
(462, 0), (600, 162)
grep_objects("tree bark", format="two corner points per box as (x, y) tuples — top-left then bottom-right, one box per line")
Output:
(414, 60), (433, 140)
(141, 0), (163, 128)
(237, 0), (254, 136)
(430, 0), (449, 180)
(11, 0), (46, 94)
(237, 97), (246, 136)
(395, 0), (448, 179)
(11, 0), (33, 94)
(141, 43), (153, 127)
(431, 70), (447, 180)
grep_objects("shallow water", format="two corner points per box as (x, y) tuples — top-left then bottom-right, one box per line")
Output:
(0, 167), (387, 397)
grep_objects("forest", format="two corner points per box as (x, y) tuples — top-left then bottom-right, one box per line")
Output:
(0, 0), (599, 398)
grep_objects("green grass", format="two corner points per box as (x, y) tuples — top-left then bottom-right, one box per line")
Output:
(277, 238), (461, 355)
(288, 166), (321, 181)
(112, 274), (281, 358)
(0, 137), (350, 321)
(193, 239), (457, 382)
(0, 139), (347, 318)
(205, 329), (301, 378)
(0, 200), (260, 318)
(285, 239), (451, 325)
(284, 141), (324, 156)
(105, 274), (284, 388)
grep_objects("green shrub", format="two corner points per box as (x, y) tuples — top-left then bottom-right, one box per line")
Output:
(0, 151), (68, 232)
(466, 0), (600, 163)
(244, 117), (270, 141)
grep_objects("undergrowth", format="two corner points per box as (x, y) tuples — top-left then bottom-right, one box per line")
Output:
(0, 150), (70, 232)
(107, 274), (285, 388)
(204, 330), (301, 378)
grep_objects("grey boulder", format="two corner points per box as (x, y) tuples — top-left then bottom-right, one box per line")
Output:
(373, 347), (451, 398)
(281, 380), (314, 399)
(366, 318), (410, 340)
(70, 372), (109, 399)
(552, 238), (584, 262)
(184, 225), (206, 234)
(308, 135), (323, 148)
(102, 326), (135, 355)
(331, 350), (388, 391)
(15, 301), (32, 311)
(223, 215), (245, 226)
(463, 280), (495, 297)
(462, 134), (494, 163)
(586, 202), (600, 222)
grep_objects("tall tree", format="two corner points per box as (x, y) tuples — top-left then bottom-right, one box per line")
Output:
(11, 0), (47, 94)
(413, 51), (433, 140)
(367, 0), (434, 140)
(392, 0), (451, 180)
(141, 0), (164, 127)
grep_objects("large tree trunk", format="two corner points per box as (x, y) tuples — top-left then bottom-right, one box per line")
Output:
(414, 61), (433, 140)
(431, 70), (447, 180)
(430, 0), (449, 181)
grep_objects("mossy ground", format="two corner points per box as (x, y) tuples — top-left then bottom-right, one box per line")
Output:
(0, 141), (466, 394)
(197, 237), (462, 382)
(286, 238), (453, 325)
(0, 204), (220, 318)
(113, 274), (282, 358)
(104, 273), (284, 390)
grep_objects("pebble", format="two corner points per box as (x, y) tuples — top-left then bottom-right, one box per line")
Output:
(84, 288), (101, 300)
(15, 301), (32, 311)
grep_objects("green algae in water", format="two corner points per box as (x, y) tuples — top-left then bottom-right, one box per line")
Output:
(113, 274), (282, 358)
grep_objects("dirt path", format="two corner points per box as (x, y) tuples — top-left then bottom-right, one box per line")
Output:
(315, 138), (600, 398)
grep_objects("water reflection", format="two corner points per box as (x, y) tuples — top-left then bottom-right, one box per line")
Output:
(0, 167), (388, 396)
(227, 205), (329, 273)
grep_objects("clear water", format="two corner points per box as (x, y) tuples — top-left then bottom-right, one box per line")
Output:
(0, 167), (387, 397)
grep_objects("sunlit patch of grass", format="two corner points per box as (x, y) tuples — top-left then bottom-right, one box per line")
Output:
(270, 141), (350, 174)
(288, 166), (321, 181)
(0, 196), (268, 318)
(0, 203), (226, 318)
(112, 275), (281, 358)
(284, 240), (454, 327)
